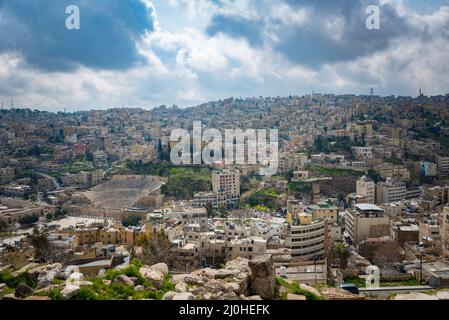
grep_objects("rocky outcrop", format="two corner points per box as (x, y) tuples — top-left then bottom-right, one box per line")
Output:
(61, 285), (80, 299)
(248, 254), (277, 299)
(321, 288), (364, 300)
(15, 284), (34, 298)
(12, 263), (40, 277)
(172, 292), (195, 300)
(175, 281), (187, 293)
(287, 293), (307, 300)
(223, 257), (252, 296)
(113, 275), (135, 287)
(139, 267), (164, 289)
(149, 263), (169, 275)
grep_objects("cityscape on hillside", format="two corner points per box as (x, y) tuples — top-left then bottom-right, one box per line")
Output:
(2, 0), (449, 304)
(2, 93), (449, 301)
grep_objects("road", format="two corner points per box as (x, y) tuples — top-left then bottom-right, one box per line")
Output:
(34, 171), (61, 189)
(359, 285), (441, 299)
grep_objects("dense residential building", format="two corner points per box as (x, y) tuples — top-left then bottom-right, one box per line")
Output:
(437, 156), (449, 176)
(375, 163), (411, 181)
(376, 178), (407, 204)
(211, 169), (240, 207)
(356, 175), (375, 204)
(352, 146), (373, 160)
(442, 207), (449, 259)
(285, 213), (328, 260)
(181, 207), (209, 233)
(344, 204), (391, 245)
(306, 201), (339, 223)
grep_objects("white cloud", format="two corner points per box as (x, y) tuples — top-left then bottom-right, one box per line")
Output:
(1, 0), (449, 111)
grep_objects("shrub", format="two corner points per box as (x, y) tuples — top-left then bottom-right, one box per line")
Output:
(122, 214), (142, 227)
(0, 271), (37, 289)
(104, 264), (144, 285)
(18, 214), (39, 226)
(107, 283), (135, 300)
(160, 275), (175, 293)
(72, 286), (99, 300)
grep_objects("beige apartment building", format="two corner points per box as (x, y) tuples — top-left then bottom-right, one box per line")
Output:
(356, 175), (375, 204)
(442, 207), (449, 259)
(181, 207), (209, 233)
(376, 178), (407, 204)
(285, 213), (328, 260)
(344, 204), (390, 245)
(375, 163), (411, 181)
(212, 169), (240, 207)
(307, 202), (339, 223)
(437, 156), (449, 176)
(75, 226), (142, 247)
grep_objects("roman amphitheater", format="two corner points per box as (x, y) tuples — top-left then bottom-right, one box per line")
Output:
(81, 175), (166, 210)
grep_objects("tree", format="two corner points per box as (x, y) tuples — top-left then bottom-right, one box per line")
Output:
(54, 207), (67, 220)
(204, 203), (215, 218)
(218, 205), (228, 219)
(29, 227), (72, 263)
(138, 231), (174, 267)
(336, 242), (350, 269)
(372, 242), (403, 268)
(19, 214), (40, 226)
(0, 220), (7, 232)
(122, 214), (142, 227)
(29, 227), (51, 262)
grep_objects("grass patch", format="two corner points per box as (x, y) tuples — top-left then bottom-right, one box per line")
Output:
(276, 277), (321, 300)
(309, 165), (363, 177)
(288, 181), (311, 194)
(243, 188), (280, 211)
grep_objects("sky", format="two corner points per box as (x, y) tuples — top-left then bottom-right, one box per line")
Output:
(0, 0), (449, 111)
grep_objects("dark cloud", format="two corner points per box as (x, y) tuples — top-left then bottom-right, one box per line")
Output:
(0, 0), (154, 71)
(206, 0), (419, 68)
(207, 14), (263, 46)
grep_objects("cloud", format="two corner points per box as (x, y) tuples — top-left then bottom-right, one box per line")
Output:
(0, 0), (154, 71)
(0, 0), (449, 110)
